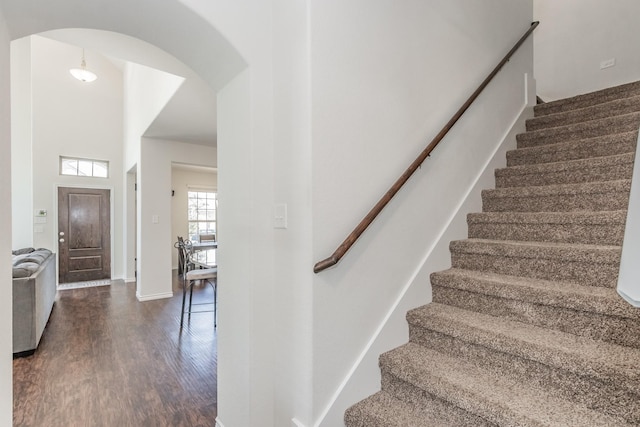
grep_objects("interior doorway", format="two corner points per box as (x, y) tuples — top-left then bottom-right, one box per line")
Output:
(57, 186), (111, 283)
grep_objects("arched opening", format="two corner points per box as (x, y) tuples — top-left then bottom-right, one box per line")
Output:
(1, 1), (251, 424)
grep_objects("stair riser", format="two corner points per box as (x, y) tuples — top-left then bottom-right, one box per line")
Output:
(535, 82), (640, 117)
(507, 133), (637, 167)
(432, 284), (640, 348)
(516, 114), (640, 149)
(527, 97), (640, 132)
(345, 405), (411, 427)
(344, 410), (381, 427)
(467, 221), (624, 245)
(495, 163), (633, 188)
(450, 252), (619, 287)
(344, 392), (482, 427)
(482, 190), (630, 213)
(379, 372), (498, 427)
(407, 326), (640, 425)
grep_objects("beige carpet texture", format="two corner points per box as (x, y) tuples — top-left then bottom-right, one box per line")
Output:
(344, 80), (640, 426)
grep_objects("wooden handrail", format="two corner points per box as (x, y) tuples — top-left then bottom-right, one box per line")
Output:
(314, 21), (539, 274)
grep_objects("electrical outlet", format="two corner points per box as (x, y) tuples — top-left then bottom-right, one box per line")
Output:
(600, 58), (616, 69)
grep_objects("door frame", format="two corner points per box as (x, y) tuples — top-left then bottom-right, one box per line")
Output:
(53, 183), (115, 285)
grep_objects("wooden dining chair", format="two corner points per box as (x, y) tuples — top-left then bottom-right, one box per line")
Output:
(177, 240), (218, 328)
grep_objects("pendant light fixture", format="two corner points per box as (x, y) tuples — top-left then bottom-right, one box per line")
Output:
(69, 49), (97, 83)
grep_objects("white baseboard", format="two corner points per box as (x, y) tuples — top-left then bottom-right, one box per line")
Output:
(214, 416), (304, 426)
(618, 289), (640, 307)
(124, 277), (136, 283)
(136, 291), (173, 302)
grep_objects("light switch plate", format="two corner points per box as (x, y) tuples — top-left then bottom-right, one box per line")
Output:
(274, 203), (287, 229)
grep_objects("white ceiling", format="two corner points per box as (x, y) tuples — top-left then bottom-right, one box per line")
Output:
(41, 28), (218, 147)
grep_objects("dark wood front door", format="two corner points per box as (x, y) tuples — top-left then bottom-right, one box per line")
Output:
(58, 187), (111, 283)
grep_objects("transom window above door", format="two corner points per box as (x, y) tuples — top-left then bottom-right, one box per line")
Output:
(60, 156), (109, 178)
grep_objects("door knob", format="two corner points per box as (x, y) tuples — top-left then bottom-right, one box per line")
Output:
(59, 232), (65, 236)
(59, 238), (65, 243)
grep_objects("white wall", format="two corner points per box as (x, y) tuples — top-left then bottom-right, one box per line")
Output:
(170, 167), (217, 269)
(10, 36), (32, 249)
(0, 6), (13, 426)
(123, 62), (184, 172)
(216, 68), (254, 427)
(534, 0), (640, 100)
(22, 35), (125, 278)
(137, 139), (217, 300)
(137, 137), (174, 300)
(122, 61), (185, 294)
(272, 0), (313, 424)
(310, 1), (534, 424)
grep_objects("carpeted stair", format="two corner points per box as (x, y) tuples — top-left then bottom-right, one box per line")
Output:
(345, 80), (640, 426)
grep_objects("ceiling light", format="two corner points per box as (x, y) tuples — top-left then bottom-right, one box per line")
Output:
(69, 49), (97, 83)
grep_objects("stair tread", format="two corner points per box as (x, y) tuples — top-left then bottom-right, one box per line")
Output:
(431, 268), (639, 319)
(535, 80), (640, 116)
(483, 178), (630, 197)
(382, 342), (636, 427)
(497, 152), (634, 177)
(507, 130), (638, 166)
(345, 391), (471, 427)
(516, 112), (640, 147)
(450, 239), (621, 288)
(451, 238), (620, 260)
(406, 303), (640, 388)
(468, 210), (627, 225)
(527, 94), (640, 131)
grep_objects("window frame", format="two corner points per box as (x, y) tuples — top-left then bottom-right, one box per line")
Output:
(59, 156), (109, 178)
(187, 188), (218, 242)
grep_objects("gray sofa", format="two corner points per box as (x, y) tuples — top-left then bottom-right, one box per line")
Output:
(12, 248), (57, 357)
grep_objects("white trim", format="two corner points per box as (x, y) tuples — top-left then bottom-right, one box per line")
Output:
(187, 185), (217, 191)
(53, 183), (116, 284)
(124, 277), (136, 283)
(136, 291), (173, 302)
(618, 289), (640, 307)
(616, 127), (640, 307)
(292, 418), (306, 427)
(59, 155), (110, 178)
(215, 418), (225, 427)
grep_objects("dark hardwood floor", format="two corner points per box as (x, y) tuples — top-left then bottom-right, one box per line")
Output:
(13, 274), (217, 427)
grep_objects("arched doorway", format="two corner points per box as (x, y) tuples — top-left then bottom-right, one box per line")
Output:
(1, 1), (251, 425)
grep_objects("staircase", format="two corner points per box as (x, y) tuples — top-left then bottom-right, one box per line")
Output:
(345, 81), (640, 426)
